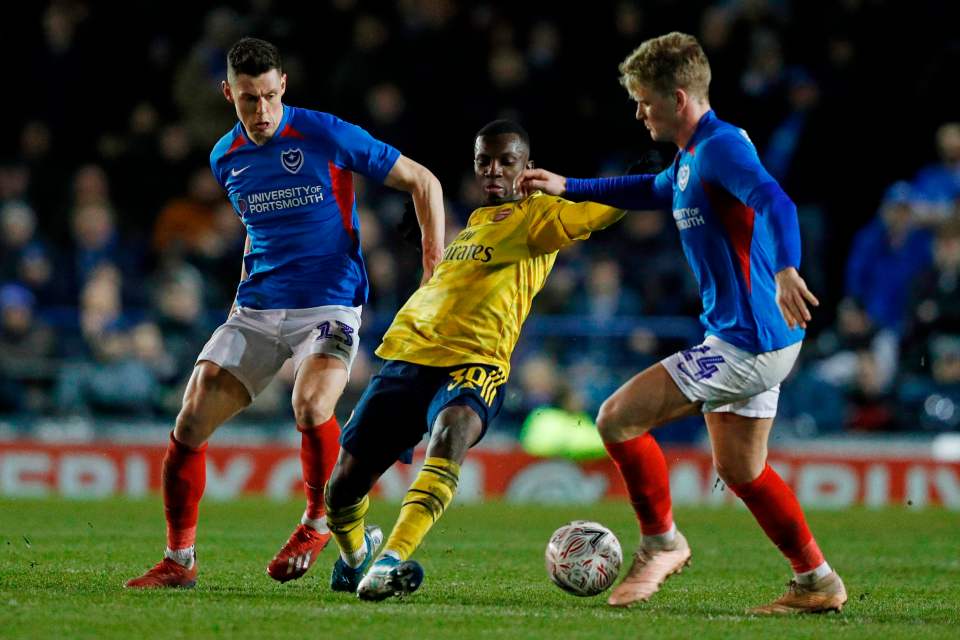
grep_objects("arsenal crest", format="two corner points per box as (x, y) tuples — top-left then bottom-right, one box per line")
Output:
(281, 148), (304, 174)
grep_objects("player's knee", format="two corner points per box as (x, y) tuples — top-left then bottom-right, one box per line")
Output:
(292, 401), (333, 429)
(430, 405), (482, 460)
(713, 454), (762, 487)
(174, 407), (210, 448)
(292, 387), (338, 427)
(596, 399), (628, 442)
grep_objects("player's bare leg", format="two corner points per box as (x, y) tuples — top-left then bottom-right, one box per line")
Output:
(596, 363), (699, 606)
(357, 405), (482, 601)
(706, 412), (846, 614)
(125, 362), (250, 588)
(267, 355), (348, 582)
(324, 449), (393, 592)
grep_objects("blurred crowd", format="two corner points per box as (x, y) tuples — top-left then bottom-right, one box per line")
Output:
(2, 0), (958, 438)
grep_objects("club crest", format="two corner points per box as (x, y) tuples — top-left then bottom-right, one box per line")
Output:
(281, 148), (304, 174)
(678, 165), (690, 191)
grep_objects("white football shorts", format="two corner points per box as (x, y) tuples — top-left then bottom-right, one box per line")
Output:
(661, 335), (801, 418)
(197, 304), (362, 398)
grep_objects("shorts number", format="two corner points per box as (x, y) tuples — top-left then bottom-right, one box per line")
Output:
(448, 366), (489, 391)
(315, 320), (354, 347)
(677, 346), (725, 381)
(448, 366), (505, 405)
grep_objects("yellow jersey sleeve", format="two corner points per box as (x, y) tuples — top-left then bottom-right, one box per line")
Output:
(526, 197), (624, 254)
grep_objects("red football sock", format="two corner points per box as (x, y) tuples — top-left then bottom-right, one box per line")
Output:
(163, 432), (207, 550)
(728, 463), (825, 573)
(298, 416), (341, 522)
(604, 433), (674, 535)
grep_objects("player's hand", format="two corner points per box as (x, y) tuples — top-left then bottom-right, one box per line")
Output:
(775, 267), (819, 329)
(519, 168), (566, 197)
(420, 244), (442, 285)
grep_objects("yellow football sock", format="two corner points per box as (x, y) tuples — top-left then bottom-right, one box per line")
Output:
(324, 489), (369, 567)
(383, 456), (460, 561)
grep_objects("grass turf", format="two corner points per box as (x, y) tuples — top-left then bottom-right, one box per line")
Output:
(0, 498), (957, 639)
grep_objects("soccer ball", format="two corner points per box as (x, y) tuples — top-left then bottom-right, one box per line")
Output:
(545, 520), (622, 597)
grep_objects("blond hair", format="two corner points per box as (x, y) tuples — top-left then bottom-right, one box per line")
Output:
(619, 32), (711, 98)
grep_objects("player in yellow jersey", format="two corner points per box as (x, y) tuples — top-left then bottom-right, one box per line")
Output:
(321, 119), (624, 600)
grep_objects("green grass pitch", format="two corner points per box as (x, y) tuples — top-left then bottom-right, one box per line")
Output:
(1, 498), (957, 639)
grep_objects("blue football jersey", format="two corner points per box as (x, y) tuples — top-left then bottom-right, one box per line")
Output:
(566, 111), (804, 354)
(209, 105), (400, 310)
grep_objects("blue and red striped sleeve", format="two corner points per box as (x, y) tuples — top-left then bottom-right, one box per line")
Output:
(305, 112), (400, 182)
(699, 134), (801, 271)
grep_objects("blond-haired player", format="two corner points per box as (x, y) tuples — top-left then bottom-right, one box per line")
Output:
(522, 32), (845, 614)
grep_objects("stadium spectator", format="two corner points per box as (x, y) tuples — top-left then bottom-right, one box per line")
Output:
(150, 266), (209, 378)
(898, 334), (960, 432)
(0, 284), (56, 413)
(0, 202), (55, 303)
(583, 257), (642, 319)
(53, 322), (165, 417)
(903, 218), (960, 372)
(60, 201), (144, 306)
(811, 297), (899, 397)
(912, 122), (960, 221)
(172, 7), (244, 147)
(152, 167), (225, 259)
(845, 182), (933, 334)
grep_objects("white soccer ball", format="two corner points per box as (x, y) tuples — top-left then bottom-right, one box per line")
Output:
(545, 520), (622, 597)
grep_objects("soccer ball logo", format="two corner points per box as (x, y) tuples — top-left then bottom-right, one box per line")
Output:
(545, 520), (622, 597)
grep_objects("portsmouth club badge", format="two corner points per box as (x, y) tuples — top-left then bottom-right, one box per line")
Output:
(281, 148), (304, 174)
(677, 164), (690, 191)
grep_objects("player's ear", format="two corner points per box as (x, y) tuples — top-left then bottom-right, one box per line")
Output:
(674, 88), (687, 114)
(222, 80), (234, 104)
(279, 73), (287, 96)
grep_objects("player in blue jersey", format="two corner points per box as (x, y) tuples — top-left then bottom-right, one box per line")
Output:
(521, 32), (846, 614)
(126, 37), (444, 589)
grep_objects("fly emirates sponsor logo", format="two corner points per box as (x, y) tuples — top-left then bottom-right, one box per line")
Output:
(673, 207), (705, 230)
(238, 185), (324, 215)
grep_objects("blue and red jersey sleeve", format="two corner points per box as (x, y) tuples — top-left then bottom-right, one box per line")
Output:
(698, 133), (801, 271)
(300, 111), (400, 182)
(564, 169), (673, 210)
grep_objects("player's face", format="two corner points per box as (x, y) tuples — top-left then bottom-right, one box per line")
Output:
(628, 81), (679, 144)
(474, 134), (532, 205)
(223, 69), (287, 145)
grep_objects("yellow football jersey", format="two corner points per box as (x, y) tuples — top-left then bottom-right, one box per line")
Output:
(376, 192), (623, 377)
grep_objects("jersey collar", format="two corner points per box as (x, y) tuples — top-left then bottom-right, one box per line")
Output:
(684, 110), (716, 153)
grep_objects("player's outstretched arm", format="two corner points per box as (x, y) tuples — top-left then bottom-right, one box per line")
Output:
(775, 267), (819, 330)
(384, 155), (445, 284)
(520, 168), (566, 197)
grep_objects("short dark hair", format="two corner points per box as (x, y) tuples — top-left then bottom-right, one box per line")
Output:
(227, 37), (282, 78)
(476, 119), (530, 149)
